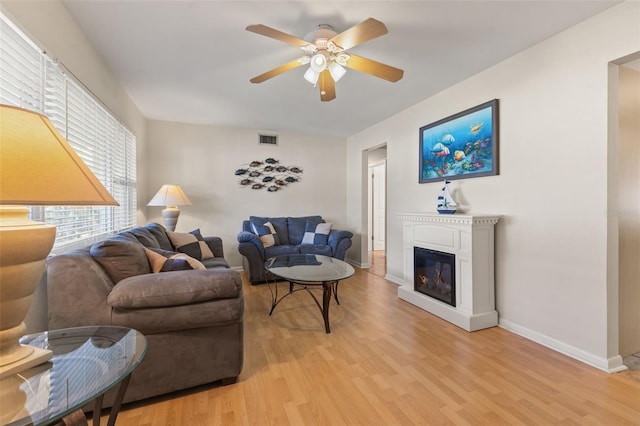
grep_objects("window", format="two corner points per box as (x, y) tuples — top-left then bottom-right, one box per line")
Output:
(0, 13), (137, 250)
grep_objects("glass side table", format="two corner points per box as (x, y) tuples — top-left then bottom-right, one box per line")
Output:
(0, 326), (147, 426)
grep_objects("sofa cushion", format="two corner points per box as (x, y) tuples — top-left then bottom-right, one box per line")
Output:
(167, 230), (214, 260)
(287, 216), (323, 245)
(144, 247), (205, 273)
(200, 257), (231, 269)
(122, 226), (160, 249)
(90, 237), (151, 283)
(252, 221), (280, 248)
(250, 216), (289, 245)
(299, 244), (332, 257)
(145, 222), (174, 251)
(301, 222), (332, 245)
(264, 244), (300, 259)
(107, 269), (241, 310)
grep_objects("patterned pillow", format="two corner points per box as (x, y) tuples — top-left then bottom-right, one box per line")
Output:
(251, 221), (280, 248)
(144, 247), (206, 273)
(301, 222), (332, 245)
(166, 230), (214, 260)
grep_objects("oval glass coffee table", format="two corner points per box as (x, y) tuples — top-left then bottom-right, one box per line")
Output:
(1, 326), (147, 426)
(265, 254), (355, 333)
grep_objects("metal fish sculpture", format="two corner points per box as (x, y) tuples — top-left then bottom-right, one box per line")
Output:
(250, 161), (263, 167)
(265, 158), (279, 164)
(248, 171), (262, 177)
(234, 168), (249, 175)
(251, 183), (265, 190)
(289, 167), (303, 174)
(267, 185), (280, 192)
(275, 166), (288, 173)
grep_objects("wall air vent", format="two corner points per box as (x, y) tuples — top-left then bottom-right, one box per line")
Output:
(259, 134), (278, 145)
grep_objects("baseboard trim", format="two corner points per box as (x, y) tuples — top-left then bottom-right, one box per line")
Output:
(498, 318), (627, 373)
(384, 274), (405, 286)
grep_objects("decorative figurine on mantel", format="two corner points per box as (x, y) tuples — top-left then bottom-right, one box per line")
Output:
(437, 180), (457, 214)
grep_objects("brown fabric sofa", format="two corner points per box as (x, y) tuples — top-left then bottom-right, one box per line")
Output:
(47, 223), (243, 406)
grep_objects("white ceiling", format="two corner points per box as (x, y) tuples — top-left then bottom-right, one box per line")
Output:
(61, 0), (618, 138)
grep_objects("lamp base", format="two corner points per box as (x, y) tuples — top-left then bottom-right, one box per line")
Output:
(0, 206), (55, 379)
(161, 206), (181, 232)
(0, 345), (52, 380)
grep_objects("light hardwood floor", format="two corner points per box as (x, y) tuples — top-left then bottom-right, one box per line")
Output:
(106, 267), (640, 425)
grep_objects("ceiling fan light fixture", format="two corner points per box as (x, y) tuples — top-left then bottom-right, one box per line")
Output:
(309, 53), (327, 72)
(304, 67), (319, 85)
(328, 62), (346, 82)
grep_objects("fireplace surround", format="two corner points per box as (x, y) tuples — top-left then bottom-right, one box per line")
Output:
(398, 213), (500, 331)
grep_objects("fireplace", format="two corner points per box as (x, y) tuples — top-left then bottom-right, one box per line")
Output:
(396, 213), (500, 331)
(414, 247), (455, 307)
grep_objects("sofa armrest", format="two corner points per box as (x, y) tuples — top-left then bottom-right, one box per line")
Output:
(203, 236), (225, 258)
(237, 231), (265, 259)
(107, 269), (241, 309)
(328, 229), (353, 260)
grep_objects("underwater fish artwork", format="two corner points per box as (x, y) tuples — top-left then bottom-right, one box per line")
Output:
(432, 143), (450, 157)
(470, 122), (484, 135)
(454, 150), (466, 161)
(236, 158), (303, 191)
(441, 134), (455, 145)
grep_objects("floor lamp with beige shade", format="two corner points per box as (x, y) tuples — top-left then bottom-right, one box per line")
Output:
(147, 184), (192, 231)
(0, 105), (119, 379)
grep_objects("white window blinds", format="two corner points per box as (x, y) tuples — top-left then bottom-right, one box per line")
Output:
(0, 12), (137, 250)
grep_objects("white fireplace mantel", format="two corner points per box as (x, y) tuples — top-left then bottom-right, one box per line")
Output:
(397, 212), (500, 332)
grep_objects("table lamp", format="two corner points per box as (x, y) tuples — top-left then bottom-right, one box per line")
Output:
(0, 105), (119, 379)
(147, 184), (192, 231)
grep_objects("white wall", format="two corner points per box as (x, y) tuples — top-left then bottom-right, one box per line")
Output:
(346, 2), (640, 371)
(145, 120), (348, 268)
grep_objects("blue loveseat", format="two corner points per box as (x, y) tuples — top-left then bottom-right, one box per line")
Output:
(237, 215), (353, 284)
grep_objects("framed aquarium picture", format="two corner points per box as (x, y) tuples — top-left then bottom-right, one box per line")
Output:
(419, 99), (499, 183)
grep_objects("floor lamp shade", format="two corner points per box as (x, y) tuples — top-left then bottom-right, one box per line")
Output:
(0, 105), (119, 379)
(147, 185), (192, 231)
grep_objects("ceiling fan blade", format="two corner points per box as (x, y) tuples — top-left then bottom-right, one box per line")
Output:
(250, 59), (305, 83)
(246, 24), (310, 47)
(345, 54), (404, 82)
(319, 70), (336, 102)
(329, 18), (388, 51)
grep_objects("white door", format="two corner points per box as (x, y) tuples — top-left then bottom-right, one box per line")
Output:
(372, 163), (386, 251)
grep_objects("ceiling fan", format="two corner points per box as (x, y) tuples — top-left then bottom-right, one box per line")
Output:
(246, 18), (404, 102)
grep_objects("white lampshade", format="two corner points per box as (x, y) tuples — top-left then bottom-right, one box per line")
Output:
(309, 53), (327, 73)
(304, 67), (319, 85)
(328, 62), (346, 82)
(147, 185), (192, 231)
(147, 184), (192, 208)
(0, 104), (118, 379)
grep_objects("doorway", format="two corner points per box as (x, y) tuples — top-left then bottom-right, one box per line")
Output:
(367, 145), (387, 278)
(617, 56), (640, 369)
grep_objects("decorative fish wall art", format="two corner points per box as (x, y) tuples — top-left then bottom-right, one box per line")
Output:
(234, 158), (303, 192)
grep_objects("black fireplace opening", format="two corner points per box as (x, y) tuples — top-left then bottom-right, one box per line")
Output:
(414, 247), (456, 307)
